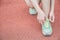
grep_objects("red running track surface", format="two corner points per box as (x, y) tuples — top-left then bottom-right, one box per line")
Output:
(0, 0), (60, 40)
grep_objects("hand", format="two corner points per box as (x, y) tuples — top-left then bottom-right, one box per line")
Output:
(37, 11), (46, 24)
(49, 11), (55, 22)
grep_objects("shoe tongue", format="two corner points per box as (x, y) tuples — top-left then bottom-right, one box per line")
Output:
(44, 18), (50, 28)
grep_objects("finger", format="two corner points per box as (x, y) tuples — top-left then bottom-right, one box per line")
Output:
(39, 18), (45, 24)
(49, 15), (55, 22)
(39, 20), (42, 24)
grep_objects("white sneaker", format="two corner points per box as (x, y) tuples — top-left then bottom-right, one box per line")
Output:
(29, 8), (37, 15)
(42, 18), (52, 36)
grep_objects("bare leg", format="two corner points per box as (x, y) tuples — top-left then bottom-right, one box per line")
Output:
(41, 0), (50, 17)
(25, 0), (40, 8)
(41, 0), (55, 22)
